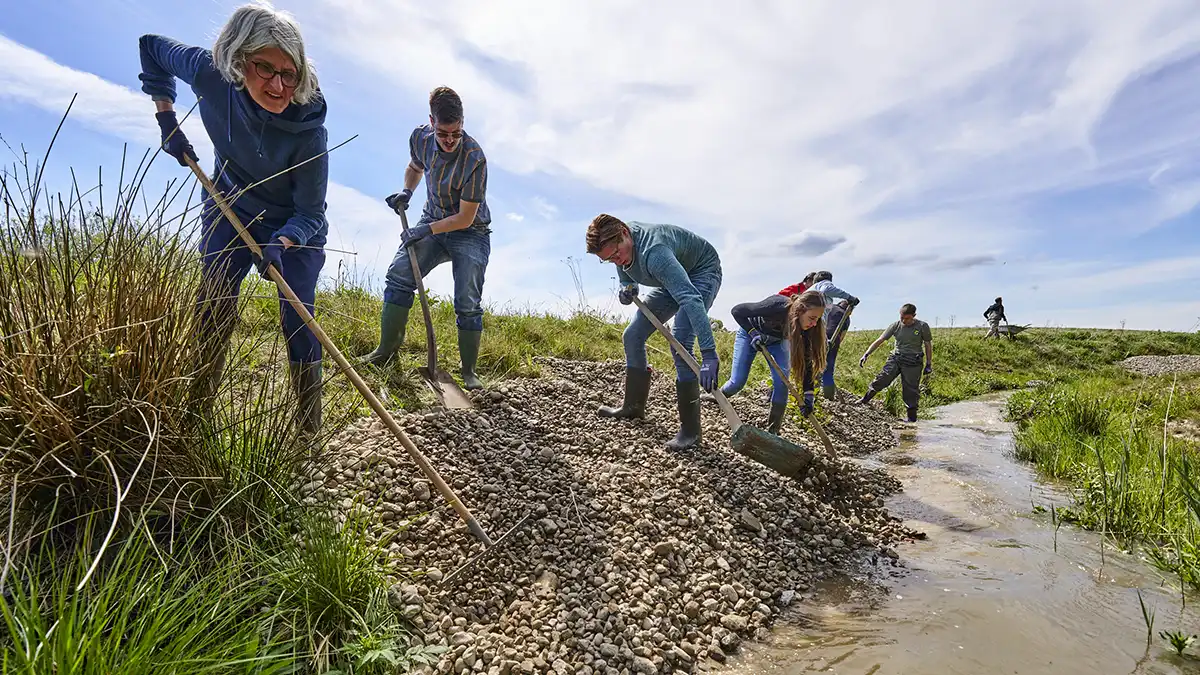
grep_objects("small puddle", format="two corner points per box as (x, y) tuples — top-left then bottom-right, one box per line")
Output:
(719, 393), (1200, 674)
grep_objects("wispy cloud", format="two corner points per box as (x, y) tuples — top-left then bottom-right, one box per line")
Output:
(530, 196), (558, 220)
(505, 212), (524, 222)
(779, 232), (846, 257)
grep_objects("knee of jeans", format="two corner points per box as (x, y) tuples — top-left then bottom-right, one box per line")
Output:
(455, 313), (483, 332)
(622, 323), (650, 352)
(674, 358), (697, 382)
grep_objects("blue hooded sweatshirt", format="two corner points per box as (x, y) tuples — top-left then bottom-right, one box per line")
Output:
(138, 34), (329, 248)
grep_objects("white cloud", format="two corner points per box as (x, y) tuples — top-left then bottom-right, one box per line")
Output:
(530, 196), (558, 221)
(505, 212), (524, 222)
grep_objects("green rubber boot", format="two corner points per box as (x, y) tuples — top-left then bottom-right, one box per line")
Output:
(360, 302), (410, 366)
(767, 400), (788, 435)
(598, 366), (652, 419)
(666, 379), (703, 451)
(458, 328), (484, 390)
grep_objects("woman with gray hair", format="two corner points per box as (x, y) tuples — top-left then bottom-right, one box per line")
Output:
(138, 1), (330, 443)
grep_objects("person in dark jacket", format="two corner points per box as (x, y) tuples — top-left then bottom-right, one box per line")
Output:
(706, 280), (813, 433)
(712, 289), (826, 434)
(138, 2), (329, 440)
(587, 214), (722, 451)
(984, 296), (1007, 339)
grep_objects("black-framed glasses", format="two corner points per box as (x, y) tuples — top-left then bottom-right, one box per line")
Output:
(434, 128), (464, 141)
(250, 60), (299, 88)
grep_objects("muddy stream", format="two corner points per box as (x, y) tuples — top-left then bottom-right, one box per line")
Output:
(718, 393), (1200, 674)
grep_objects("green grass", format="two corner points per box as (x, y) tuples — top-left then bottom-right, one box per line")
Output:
(1008, 371), (1200, 588)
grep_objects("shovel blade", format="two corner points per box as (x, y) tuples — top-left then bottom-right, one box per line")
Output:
(418, 366), (474, 409)
(730, 424), (814, 481)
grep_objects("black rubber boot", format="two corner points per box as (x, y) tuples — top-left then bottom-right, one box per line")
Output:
(857, 387), (877, 405)
(289, 361), (323, 436)
(360, 302), (410, 366)
(767, 400), (788, 435)
(598, 366), (652, 419)
(822, 383), (837, 401)
(666, 379), (702, 451)
(458, 328), (484, 390)
(906, 407), (918, 423)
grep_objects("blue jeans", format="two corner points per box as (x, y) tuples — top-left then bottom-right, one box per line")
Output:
(721, 328), (790, 404)
(197, 201), (325, 363)
(822, 316), (849, 388)
(383, 225), (491, 332)
(624, 271), (721, 381)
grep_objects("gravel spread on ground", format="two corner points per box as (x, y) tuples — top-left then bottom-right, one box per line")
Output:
(299, 357), (915, 674)
(1121, 355), (1200, 377)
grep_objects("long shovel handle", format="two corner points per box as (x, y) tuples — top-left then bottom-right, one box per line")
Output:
(184, 156), (493, 547)
(630, 296), (742, 431)
(397, 207), (439, 376)
(757, 344), (836, 456)
(827, 303), (855, 352)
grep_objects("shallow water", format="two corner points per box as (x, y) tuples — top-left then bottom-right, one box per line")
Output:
(718, 394), (1200, 674)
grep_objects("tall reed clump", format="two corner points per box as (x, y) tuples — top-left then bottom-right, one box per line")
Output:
(0, 115), (421, 672)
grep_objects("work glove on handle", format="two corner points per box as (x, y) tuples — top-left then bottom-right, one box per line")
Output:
(748, 329), (767, 351)
(618, 284), (638, 306)
(385, 188), (414, 214)
(801, 390), (815, 417)
(155, 110), (199, 167)
(400, 222), (432, 248)
(256, 237), (286, 280)
(848, 296), (860, 308)
(699, 349), (720, 392)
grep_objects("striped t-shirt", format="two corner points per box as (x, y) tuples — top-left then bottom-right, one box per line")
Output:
(409, 125), (491, 231)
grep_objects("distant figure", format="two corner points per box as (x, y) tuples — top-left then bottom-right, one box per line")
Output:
(984, 296), (1007, 339)
(857, 303), (933, 423)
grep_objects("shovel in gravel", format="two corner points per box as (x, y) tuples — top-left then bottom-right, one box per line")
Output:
(396, 207), (473, 410)
(756, 345), (837, 456)
(631, 297), (814, 480)
(183, 155), (507, 551)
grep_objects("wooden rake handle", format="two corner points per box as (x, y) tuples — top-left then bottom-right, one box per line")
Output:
(630, 296), (742, 431)
(183, 156), (493, 547)
(756, 344), (836, 456)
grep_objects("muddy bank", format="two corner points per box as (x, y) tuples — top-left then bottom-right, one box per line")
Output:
(301, 358), (917, 674)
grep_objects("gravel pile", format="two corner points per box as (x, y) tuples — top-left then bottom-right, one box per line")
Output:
(1121, 355), (1200, 377)
(301, 357), (914, 674)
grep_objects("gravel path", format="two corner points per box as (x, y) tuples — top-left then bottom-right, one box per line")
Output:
(1121, 355), (1200, 377)
(300, 357), (915, 674)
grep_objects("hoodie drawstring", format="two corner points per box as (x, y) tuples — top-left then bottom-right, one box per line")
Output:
(256, 118), (267, 158)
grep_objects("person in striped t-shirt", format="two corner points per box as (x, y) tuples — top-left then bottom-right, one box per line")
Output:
(361, 86), (492, 390)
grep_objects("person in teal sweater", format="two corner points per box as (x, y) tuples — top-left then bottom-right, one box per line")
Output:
(586, 214), (722, 451)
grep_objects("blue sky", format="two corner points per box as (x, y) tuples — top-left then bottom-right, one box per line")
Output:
(2, 0), (1200, 332)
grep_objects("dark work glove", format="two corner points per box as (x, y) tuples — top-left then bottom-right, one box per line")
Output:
(924, 363), (933, 375)
(859, 353), (869, 368)
(256, 238), (285, 280)
(155, 110), (199, 167)
(400, 222), (432, 248)
(618, 284), (638, 306)
(385, 188), (414, 214)
(699, 349), (720, 392)
(801, 390), (815, 416)
(848, 296), (860, 308)
(748, 329), (767, 351)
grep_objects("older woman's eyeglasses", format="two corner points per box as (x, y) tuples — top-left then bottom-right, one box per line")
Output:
(250, 60), (299, 88)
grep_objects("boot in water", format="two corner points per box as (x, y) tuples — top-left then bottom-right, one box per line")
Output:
(666, 379), (702, 451)
(598, 366), (652, 418)
(906, 407), (918, 423)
